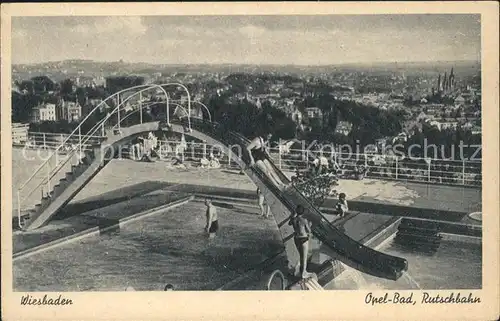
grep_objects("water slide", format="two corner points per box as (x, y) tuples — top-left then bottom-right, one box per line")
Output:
(21, 114), (407, 281)
(180, 119), (407, 281)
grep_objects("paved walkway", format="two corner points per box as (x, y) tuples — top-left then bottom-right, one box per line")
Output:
(13, 152), (480, 216)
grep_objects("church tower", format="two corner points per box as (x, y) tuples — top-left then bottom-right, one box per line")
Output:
(449, 67), (455, 91)
(443, 72), (448, 93)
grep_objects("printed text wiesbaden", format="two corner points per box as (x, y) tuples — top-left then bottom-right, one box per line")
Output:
(21, 294), (73, 306)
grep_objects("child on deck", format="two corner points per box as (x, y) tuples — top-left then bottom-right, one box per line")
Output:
(335, 193), (349, 218)
(257, 188), (271, 219)
(205, 198), (219, 239)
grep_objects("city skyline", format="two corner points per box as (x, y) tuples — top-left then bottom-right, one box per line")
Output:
(12, 15), (481, 66)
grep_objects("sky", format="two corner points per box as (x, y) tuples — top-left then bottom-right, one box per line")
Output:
(11, 15), (481, 65)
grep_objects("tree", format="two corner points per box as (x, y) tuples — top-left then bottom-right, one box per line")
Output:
(60, 79), (74, 96)
(31, 76), (56, 93)
(11, 91), (40, 123)
(17, 80), (34, 94)
(105, 76), (145, 95)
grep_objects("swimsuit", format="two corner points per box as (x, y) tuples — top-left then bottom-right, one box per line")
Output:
(208, 220), (219, 233)
(290, 217), (310, 240)
(206, 206), (218, 233)
(251, 137), (267, 162)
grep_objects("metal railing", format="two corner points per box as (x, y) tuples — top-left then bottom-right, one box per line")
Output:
(270, 148), (481, 187)
(16, 133), (482, 189)
(15, 83), (191, 228)
(82, 135), (481, 187)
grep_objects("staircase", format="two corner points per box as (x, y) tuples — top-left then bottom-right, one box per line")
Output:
(394, 219), (442, 253)
(19, 121), (167, 231)
(19, 146), (103, 229)
(16, 84), (179, 231)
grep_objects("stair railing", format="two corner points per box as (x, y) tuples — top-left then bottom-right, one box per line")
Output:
(16, 84), (171, 228)
(27, 84), (171, 202)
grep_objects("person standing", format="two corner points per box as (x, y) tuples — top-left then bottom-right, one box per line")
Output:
(205, 198), (219, 239)
(257, 188), (271, 218)
(246, 133), (288, 191)
(288, 204), (313, 279)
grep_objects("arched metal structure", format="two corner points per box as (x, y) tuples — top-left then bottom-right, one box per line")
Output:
(168, 100), (212, 123)
(16, 83), (185, 228)
(160, 83), (191, 129)
(192, 100), (212, 122)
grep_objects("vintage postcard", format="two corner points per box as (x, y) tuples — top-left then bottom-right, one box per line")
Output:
(1, 2), (499, 320)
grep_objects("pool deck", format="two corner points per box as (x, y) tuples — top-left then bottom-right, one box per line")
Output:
(13, 156), (481, 214)
(11, 157), (483, 291)
(12, 158), (481, 257)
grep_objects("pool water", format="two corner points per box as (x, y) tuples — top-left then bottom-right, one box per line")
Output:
(326, 236), (482, 290)
(13, 201), (283, 291)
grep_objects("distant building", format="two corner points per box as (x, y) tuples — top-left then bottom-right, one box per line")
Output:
(426, 119), (442, 130)
(57, 100), (82, 122)
(471, 126), (481, 135)
(335, 121), (353, 136)
(75, 76), (95, 87)
(454, 95), (466, 106)
(436, 67), (455, 95)
(12, 123), (29, 144)
(305, 107), (322, 119)
(392, 132), (408, 144)
(66, 102), (82, 122)
(31, 103), (57, 123)
(440, 122), (459, 130)
(290, 110), (303, 124)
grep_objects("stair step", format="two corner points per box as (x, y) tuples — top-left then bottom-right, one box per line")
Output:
(399, 219), (440, 231)
(395, 234), (442, 243)
(394, 234), (442, 245)
(397, 227), (440, 236)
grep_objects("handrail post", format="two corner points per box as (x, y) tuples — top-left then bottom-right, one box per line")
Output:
(117, 103), (121, 132)
(188, 101), (191, 131)
(17, 190), (21, 228)
(140, 100), (143, 124)
(462, 160), (466, 185)
(395, 157), (398, 180)
(139, 91), (142, 124)
(166, 94), (170, 125)
(427, 159), (431, 182)
(78, 126), (82, 164)
(101, 122), (105, 137)
(43, 132), (46, 148)
(278, 146), (282, 170)
(46, 162), (50, 197)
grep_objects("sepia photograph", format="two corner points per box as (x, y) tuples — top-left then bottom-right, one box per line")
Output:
(1, 2), (499, 321)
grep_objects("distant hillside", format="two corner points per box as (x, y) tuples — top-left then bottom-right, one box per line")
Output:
(12, 59), (481, 77)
